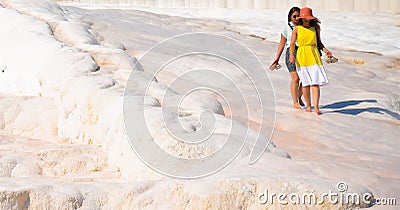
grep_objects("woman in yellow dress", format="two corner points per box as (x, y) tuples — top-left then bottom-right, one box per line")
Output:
(289, 7), (333, 115)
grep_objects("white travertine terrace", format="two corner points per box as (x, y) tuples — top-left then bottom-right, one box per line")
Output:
(56, 0), (400, 12)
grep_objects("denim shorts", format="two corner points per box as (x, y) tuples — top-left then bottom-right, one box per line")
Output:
(285, 47), (298, 72)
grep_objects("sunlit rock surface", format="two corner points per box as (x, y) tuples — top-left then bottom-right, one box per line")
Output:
(0, 0), (399, 208)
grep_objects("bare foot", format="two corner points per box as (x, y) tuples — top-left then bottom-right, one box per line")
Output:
(305, 107), (312, 112)
(293, 103), (302, 109)
(299, 98), (305, 107)
(315, 109), (322, 115)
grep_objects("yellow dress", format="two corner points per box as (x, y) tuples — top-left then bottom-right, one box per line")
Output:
(296, 26), (329, 86)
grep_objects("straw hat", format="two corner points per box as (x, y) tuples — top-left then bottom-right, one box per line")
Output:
(297, 7), (317, 20)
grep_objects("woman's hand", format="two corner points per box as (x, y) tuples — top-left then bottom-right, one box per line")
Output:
(326, 51), (333, 58)
(269, 60), (279, 70)
(290, 54), (295, 64)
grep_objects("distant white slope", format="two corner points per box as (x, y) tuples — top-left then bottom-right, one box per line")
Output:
(57, 0), (400, 12)
(128, 7), (400, 57)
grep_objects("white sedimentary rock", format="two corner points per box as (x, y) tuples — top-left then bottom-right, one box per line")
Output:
(0, 0), (399, 208)
(57, 0), (400, 12)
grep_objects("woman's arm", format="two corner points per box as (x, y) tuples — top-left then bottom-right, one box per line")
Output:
(289, 27), (297, 64)
(269, 34), (287, 69)
(316, 27), (332, 58)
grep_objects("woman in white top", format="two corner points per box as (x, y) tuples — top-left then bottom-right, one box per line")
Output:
(270, 7), (304, 109)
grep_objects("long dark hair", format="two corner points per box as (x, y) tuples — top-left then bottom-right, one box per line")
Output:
(311, 19), (321, 31)
(288, 7), (300, 23)
(298, 19), (321, 30)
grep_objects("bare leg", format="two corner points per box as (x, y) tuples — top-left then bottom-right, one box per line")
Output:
(302, 85), (311, 112)
(312, 85), (321, 115)
(290, 72), (301, 109)
(298, 82), (304, 106)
